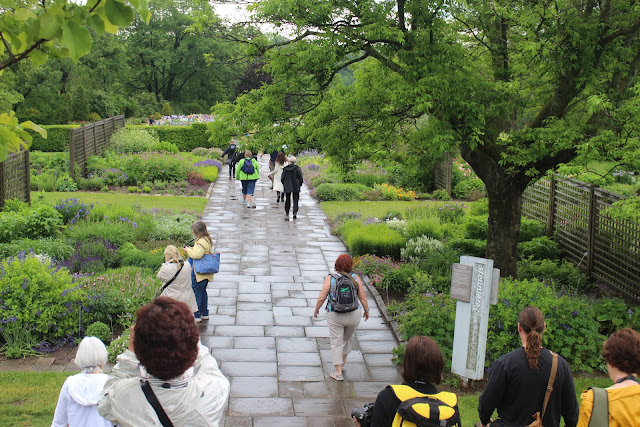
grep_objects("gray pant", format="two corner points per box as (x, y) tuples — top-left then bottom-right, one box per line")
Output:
(327, 310), (361, 366)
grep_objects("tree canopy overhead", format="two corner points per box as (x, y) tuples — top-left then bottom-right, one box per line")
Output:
(211, 0), (640, 276)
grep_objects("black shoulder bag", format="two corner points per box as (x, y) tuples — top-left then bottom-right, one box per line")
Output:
(141, 380), (174, 427)
(157, 261), (183, 297)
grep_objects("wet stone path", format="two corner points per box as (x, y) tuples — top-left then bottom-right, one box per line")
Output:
(202, 156), (403, 426)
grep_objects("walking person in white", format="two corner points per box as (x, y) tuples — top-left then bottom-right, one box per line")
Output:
(268, 151), (288, 204)
(52, 336), (113, 427)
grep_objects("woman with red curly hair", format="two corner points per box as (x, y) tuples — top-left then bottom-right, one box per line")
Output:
(98, 297), (229, 426)
(314, 254), (370, 381)
(577, 328), (640, 426)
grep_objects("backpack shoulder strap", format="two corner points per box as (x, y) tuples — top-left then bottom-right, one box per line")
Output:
(588, 387), (608, 427)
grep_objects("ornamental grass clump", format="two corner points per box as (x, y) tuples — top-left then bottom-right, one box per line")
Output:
(345, 223), (406, 259)
(401, 236), (443, 262)
(0, 252), (85, 343)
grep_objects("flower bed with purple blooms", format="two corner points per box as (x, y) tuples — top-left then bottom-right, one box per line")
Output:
(54, 198), (93, 225)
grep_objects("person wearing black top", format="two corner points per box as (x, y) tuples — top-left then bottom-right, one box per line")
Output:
(280, 156), (303, 220)
(478, 306), (579, 427)
(354, 336), (461, 427)
(221, 140), (238, 180)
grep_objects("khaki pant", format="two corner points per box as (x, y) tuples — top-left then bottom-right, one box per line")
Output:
(327, 310), (361, 366)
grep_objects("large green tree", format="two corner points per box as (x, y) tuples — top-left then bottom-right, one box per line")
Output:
(211, 0), (640, 276)
(0, 0), (150, 160)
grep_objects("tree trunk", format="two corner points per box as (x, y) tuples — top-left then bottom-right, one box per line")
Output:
(485, 184), (523, 278)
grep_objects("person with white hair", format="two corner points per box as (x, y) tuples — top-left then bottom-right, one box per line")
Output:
(280, 155), (304, 220)
(52, 336), (113, 427)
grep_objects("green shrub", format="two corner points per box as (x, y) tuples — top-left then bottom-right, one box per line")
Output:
(77, 175), (105, 191)
(345, 223), (406, 259)
(197, 166), (219, 182)
(518, 236), (562, 260)
(117, 243), (164, 270)
(470, 198), (489, 216)
(518, 258), (588, 291)
(85, 321), (111, 343)
(519, 218), (547, 242)
(66, 221), (135, 247)
(152, 123), (212, 151)
(0, 254), (85, 342)
(309, 174), (340, 188)
(31, 172), (57, 191)
(154, 180), (168, 190)
(143, 186), (152, 193)
(107, 328), (130, 363)
(0, 238), (74, 260)
(401, 236), (443, 262)
(57, 238), (120, 274)
(0, 205), (62, 243)
(452, 179), (485, 199)
(378, 264), (420, 293)
(108, 127), (177, 154)
(431, 189), (452, 201)
(128, 186), (139, 193)
(353, 255), (401, 285)
(385, 218), (407, 235)
(27, 125), (79, 152)
(592, 298), (640, 337)
(80, 266), (160, 328)
(417, 247), (460, 293)
(88, 112), (102, 122)
(445, 238), (487, 257)
(405, 217), (443, 239)
(464, 215), (488, 239)
(315, 183), (368, 201)
(147, 213), (197, 241)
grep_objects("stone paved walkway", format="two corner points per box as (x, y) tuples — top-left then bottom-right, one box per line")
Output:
(204, 156), (402, 426)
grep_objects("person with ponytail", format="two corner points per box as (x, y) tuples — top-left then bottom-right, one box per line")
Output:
(183, 220), (215, 322)
(478, 306), (579, 427)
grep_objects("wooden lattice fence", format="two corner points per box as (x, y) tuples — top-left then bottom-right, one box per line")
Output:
(69, 115), (125, 179)
(522, 175), (640, 301)
(0, 148), (30, 209)
(434, 154), (453, 195)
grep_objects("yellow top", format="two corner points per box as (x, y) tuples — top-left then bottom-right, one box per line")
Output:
(390, 384), (459, 427)
(577, 384), (640, 427)
(184, 237), (215, 282)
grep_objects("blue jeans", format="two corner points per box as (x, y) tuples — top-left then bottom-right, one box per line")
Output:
(189, 261), (209, 318)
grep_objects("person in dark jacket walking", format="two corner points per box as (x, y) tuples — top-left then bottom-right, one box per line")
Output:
(280, 155), (304, 220)
(221, 140), (238, 180)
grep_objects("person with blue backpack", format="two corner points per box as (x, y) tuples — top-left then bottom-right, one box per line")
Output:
(235, 150), (260, 208)
(313, 254), (370, 381)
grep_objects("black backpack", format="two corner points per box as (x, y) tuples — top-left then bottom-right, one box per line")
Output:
(241, 158), (255, 175)
(328, 272), (359, 312)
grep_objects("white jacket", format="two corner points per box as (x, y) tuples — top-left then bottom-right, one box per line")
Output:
(52, 372), (113, 427)
(268, 162), (287, 193)
(98, 343), (230, 427)
(157, 260), (197, 313)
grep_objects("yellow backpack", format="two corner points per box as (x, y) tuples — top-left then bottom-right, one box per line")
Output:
(390, 385), (461, 427)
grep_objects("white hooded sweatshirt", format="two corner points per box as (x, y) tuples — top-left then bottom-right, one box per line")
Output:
(52, 372), (113, 427)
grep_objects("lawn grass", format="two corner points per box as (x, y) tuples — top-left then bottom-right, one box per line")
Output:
(31, 191), (208, 215)
(320, 200), (477, 221)
(0, 371), (72, 427)
(0, 371), (610, 427)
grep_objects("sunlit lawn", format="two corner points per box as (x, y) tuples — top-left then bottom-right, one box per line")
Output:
(0, 371), (609, 427)
(321, 200), (478, 221)
(31, 191), (208, 215)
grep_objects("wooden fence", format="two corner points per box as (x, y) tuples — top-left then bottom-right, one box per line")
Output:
(434, 154), (453, 195)
(69, 115), (125, 178)
(522, 175), (640, 301)
(0, 148), (31, 209)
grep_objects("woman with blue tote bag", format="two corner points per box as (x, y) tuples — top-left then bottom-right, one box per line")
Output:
(183, 220), (215, 322)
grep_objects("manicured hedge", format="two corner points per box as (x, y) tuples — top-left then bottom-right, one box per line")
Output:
(150, 124), (220, 151)
(27, 125), (78, 152)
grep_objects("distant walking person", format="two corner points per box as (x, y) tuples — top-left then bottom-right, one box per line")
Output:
(268, 152), (288, 203)
(221, 139), (238, 180)
(183, 220), (215, 322)
(314, 254), (369, 381)
(577, 328), (640, 426)
(235, 150), (260, 208)
(280, 155), (303, 220)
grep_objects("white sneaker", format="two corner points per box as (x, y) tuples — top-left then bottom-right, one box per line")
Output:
(201, 315), (210, 320)
(194, 317), (202, 323)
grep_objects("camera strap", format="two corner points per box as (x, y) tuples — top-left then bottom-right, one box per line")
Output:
(159, 261), (183, 295)
(141, 380), (174, 427)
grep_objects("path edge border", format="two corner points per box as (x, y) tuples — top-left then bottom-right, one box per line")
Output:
(361, 274), (402, 345)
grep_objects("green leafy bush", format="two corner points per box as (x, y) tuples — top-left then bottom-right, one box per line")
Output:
(518, 237), (562, 260)
(470, 198), (489, 216)
(452, 179), (485, 199)
(378, 264), (420, 293)
(152, 123), (212, 151)
(592, 298), (640, 337)
(405, 217), (444, 239)
(108, 127), (179, 154)
(385, 218), (407, 235)
(315, 183), (368, 201)
(519, 218), (547, 242)
(417, 247), (460, 293)
(27, 125), (79, 152)
(309, 174), (340, 188)
(431, 189), (452, 201)
(66, 221), (135, 247)
(354, 255), (401, 286)
(0, 238), (74, 260)
(0, 205), (62, 243)
(107, 328), (130, 363)
(518, 258), (588, 291)
(147, 213), (197, 241)
(401, 236), (443, 262)
(31, 171), (56, 191)
(57, 238), (120, 274)
(117, 243), (164, 270)
(445, 238), (486, 257)
(143, 186), (152, 193)
(85, 321), (111, 343)
(0, 254), (85, 342)
(77, 175), (105, 191)
(197, 166), (219, 182)
(345, 223), (406, 259)
(464, 215), (488, 239)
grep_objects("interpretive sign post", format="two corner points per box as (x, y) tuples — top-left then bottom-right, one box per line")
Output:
(450, 256), (500, 381)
